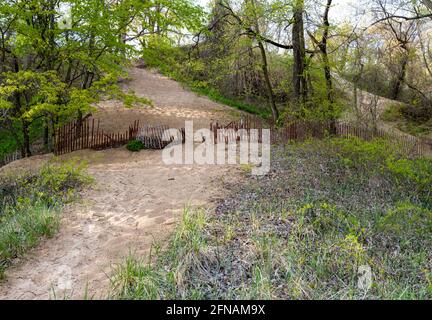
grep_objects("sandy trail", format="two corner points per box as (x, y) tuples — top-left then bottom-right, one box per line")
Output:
(96, 68), (237, 131)
(0, 68), (241, 299)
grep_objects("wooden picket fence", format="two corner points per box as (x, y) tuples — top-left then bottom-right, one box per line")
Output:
(210, 116), (271, 144)
(210, 117), (432, 156)
(137, 125), (185, 150)
(53, 117), (186, 155)
(29, 115), (432, 158)
(0, 150), (22, 168)
(210, 117), (331, 144)
(334, 122), (432, 155)
(54, 118), (140, 155)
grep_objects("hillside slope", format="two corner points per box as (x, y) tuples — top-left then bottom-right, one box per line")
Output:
(336, 76), (431, 140)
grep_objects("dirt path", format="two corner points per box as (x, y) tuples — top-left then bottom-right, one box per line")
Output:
(0, 68), (241, 300)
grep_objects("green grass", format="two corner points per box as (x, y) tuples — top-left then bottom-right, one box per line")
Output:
(191, 86), (270, 118)
(0, 160), (92, 278)
(0, 204), (60, 275)
(109, 137), (432, 300)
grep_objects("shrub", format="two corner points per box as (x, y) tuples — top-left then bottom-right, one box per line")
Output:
(329, 136), (432, 207)
(126, 140), (145, 152)
(330, 136), (398, 169)
(386, 157), (432, 201)
(0, 159), (92, 213)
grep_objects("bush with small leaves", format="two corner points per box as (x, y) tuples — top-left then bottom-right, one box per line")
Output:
(126, 140), (145, 152)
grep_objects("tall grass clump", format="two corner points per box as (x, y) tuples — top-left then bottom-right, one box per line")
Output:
(0, 160), (92, 277)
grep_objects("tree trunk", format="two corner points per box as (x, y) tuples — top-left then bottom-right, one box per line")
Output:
(22, 119), (32, 157)
(321, 0), (336, 133)
(391, 52), (409, 100)
(249, 0), (279, 121)
(257, 41), (279, 122)
(321, 0), (333, 104)
(44, 120), (49, 149)
(292, 0), (307, 106)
